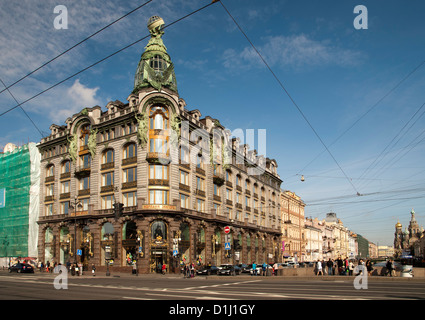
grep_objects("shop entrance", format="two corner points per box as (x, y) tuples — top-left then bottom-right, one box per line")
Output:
(150, 247), (168, 273)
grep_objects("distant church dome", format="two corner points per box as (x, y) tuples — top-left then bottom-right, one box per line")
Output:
(395, 220), (402, 228)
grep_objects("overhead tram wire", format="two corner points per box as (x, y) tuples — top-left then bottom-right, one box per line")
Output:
(0, 78), (44, 137)
(294, 59), (425, 179)
(0, 0), (154, 96)
(218, 0), (360, 196)
(0, 1), (218, 119)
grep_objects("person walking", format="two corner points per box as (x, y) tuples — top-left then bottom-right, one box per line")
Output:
(252, 262), (257, 276)
(92, 264), (96, 276)
(162, 263), (166, 275)
(366, 259), (373, 276)
(348, 260), (354, 276)
(326, 259), (333, 276)
(316, 260), (323, 276)
(262, 262), (267, 276)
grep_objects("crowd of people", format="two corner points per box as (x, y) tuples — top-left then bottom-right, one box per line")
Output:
(315, 257), (396, 276)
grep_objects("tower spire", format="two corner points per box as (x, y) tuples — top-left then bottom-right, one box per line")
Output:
(133, 16), (178, 94)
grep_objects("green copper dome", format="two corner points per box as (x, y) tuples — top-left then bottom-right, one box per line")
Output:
(133, 16), (178, 93)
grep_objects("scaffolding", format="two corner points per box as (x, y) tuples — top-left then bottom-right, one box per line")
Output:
(0, 143), (40, 258)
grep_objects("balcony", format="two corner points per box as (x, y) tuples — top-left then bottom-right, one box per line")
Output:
(148, 179), (168, 187)
(122, 181), (137, 189)
(122, 156), (137, 166)
(213, 173), (225, 186)
(75, 165), (91, 178)
(179, 183), (190, 193)
(146, 152), (170, 164)
(101, 162), (114, 171)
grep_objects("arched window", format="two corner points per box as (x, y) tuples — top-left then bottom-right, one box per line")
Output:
(151, 220), (167, 241)
(149, 105), (169, 130)
(61, 161), (70, 174)
(123, 143), (137, 159)
(102, 149), (114, 164)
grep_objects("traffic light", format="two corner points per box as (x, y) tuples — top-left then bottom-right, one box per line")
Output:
(113, 202), (124, 220)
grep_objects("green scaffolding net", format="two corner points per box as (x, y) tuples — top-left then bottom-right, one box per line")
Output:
(0, 143), (40, 258)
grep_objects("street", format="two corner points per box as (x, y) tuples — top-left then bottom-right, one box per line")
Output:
(1, 270), (425, 301)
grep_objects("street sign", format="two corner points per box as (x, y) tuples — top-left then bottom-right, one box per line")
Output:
(225, 234), (231, 243)
(224, 242), (231, 250)
(77, 249), (82, 256)
(173, 250), (178, 256)
(224, 226), (230, 234)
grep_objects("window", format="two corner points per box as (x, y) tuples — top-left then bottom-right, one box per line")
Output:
(150, 55), (166, 73)
(81, 198), (90, 211)
(80, 177), (90, 190)
(102, 172), (114, 186)
(180, 193), (190, 209)
(213, 183), (220, 196)
(80, 124), (90, 146)
(226, 171), (231, 181)
(46, 184), (54, 196)
(149, 189), (169, 204)
(123, 143), (137, 159)
(180, 170), (189, 185)
(149, 165), (168, 180)
(123, 191), (137, 207)
(236, 192), (241, 204)
(149, 138), (167, 153)
(196, 176), (205, 191)
(61, 161), (70, 174)
(180, 146), (189, 164)
(46, 165), (54, 177)
(196, 198), (205, 212)
(80, 154), (91, 168)
(123, 167), (137, 183)
(102, 149), (114, 164)
(61, 181), (70, 194)
(226, 188), (231, 200)
(102, 195), (114, 209)
(245, 196), (250, 207)
(60, 201), (69, 215)
(149, 105), (169, 130)
(46, 204), (53, 216)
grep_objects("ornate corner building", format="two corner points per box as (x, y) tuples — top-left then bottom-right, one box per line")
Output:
(36, 16), (283, 273)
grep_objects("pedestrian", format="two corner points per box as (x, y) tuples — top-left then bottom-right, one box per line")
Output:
(273, 262), (278, 276)
(252, 262), (257, 276)
(326, 259), (333, 275)
(386, 259), (394, 277)
(92, 264), (96, 276)
(348, 260), (354, 276)
(366, 259), (373, 276)
(262, 262), (267, 276)
(162, 263), (166, 275)
(316, 260), (323, 276)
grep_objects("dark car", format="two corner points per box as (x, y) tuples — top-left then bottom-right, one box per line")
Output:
(238, 263), (250, 273)
(8, 263), (34, 273)
(218, 264), (240, 276)
(196, 265), (219, 276)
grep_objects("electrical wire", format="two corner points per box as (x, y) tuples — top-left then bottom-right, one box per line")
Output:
(218, 0), (360, 196)
(0, 78), (44, 137)
(0, 1), (217, 120)
(0, 0), (154, 96)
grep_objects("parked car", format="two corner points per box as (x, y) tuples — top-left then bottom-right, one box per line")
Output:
(237, 263), (250, 273)
(8, 263), (34, 273)
(196, 265), (219, 276)
(218, 264), (240, 276)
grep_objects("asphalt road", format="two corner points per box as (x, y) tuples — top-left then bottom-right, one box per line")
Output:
(1, 270), (425, 301)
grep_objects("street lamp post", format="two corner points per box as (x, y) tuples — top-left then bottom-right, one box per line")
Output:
(70, 196), (82, 266)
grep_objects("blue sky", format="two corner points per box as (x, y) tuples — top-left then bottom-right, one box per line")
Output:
(1, 0), (424, 246)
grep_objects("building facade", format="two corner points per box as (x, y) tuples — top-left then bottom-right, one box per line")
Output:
(280, 190), (305, 261)
(36, 16), (283, 273)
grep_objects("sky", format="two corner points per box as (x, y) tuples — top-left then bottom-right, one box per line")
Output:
(0, 0), (424, 246)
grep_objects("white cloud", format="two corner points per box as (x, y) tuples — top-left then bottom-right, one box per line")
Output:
(223, 34), (365, 72)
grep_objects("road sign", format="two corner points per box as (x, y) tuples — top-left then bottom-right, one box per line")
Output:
(224, 226), (230, 234)
(77, 249), (82, 256)
(225, 234), (231, 243)
(173, 250), (178, 256)
(224, 242), (231, 250)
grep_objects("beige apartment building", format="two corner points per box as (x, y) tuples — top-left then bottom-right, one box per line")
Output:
(280, 190), (305, 262)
